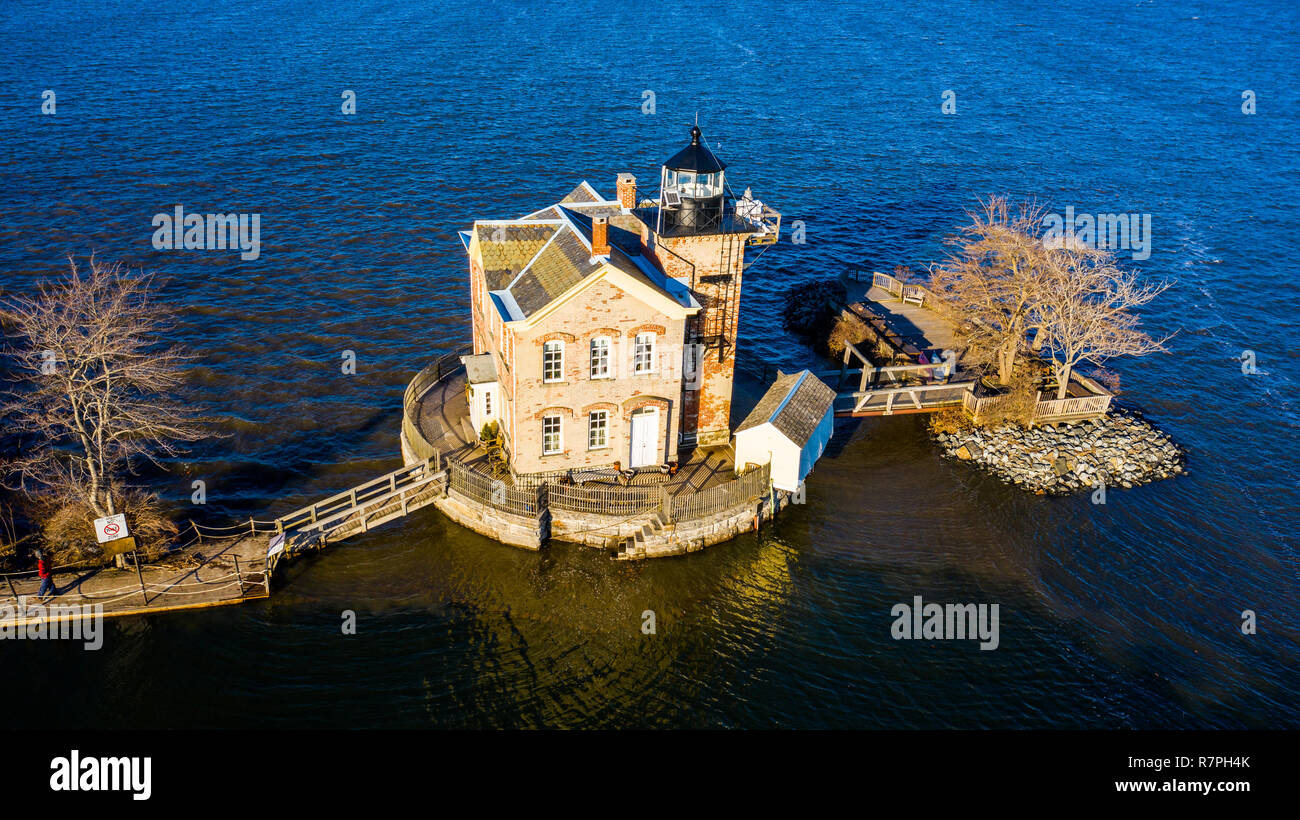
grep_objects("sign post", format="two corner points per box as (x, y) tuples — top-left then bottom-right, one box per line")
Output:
(133, 551), (147, 604)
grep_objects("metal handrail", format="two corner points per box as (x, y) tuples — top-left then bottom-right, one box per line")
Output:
(402, 343), (473, 462)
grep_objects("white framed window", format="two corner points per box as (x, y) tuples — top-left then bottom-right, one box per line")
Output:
(483, 389), (492, 417)
(633, 332), (656, 374)
(543, 340), (563, 383)
(542, 415), (562, 455)
(590, 336), (611, 379)
(588, 410), (608, 449)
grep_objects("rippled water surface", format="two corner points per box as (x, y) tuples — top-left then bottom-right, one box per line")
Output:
(1, 0), (1297, 728)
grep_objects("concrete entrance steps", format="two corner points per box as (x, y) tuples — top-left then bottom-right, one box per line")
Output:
(615, 508), (672, 560)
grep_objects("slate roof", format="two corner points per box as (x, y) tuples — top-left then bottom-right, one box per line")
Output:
(475, 223), (559, 291)
(735, 370), (836, 447)
(470, 181), (692, 321)
(560, 206), (644, 254)
(506, 228), (602, 317)
(559, 181), (602, 204)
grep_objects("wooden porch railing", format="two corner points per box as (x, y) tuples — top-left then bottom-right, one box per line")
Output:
(963, 387), (1113, 424)
(841, 381), (976, 415)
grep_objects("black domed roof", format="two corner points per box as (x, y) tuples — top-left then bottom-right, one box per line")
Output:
(664, 125), (727, 174)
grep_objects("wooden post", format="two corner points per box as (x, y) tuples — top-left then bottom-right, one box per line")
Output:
(232, 554), (242, 598)
(133, 551), (148, 604)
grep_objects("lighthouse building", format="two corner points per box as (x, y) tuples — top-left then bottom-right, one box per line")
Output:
(459, 126), (780, 475)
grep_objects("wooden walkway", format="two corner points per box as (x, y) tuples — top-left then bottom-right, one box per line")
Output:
(1, 530), (270, 629)
(830, 271), (972, 417)
(2, 347), (778, 622)
(271, 458), (446, 552)
(1, 456), (453, 627)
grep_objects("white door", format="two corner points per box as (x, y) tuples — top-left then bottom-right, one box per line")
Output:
(629, 409), (658, 468)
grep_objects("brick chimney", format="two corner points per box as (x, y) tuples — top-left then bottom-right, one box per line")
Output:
(616, 173), (637, 209)
(592, 216), (609, 256)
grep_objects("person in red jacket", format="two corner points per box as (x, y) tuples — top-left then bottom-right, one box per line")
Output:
(35, 550), (56, 601)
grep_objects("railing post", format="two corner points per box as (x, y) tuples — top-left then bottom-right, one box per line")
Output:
(5, 574), (18, 601)
(535, 483), (548, 518)
(232, 554), (243, 598)
(133, 551), (148, 605)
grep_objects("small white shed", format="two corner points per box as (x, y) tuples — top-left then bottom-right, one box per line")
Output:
(733, 370), (836, 492)
(461, 353), (500, 438)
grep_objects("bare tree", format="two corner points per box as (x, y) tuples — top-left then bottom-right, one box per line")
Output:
(1, 257), (204, 521)
(927, 196), (1049, 386)
(1030, 247), (1171, 399)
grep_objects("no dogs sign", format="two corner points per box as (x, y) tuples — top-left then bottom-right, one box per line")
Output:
(93, 513), (130, 544)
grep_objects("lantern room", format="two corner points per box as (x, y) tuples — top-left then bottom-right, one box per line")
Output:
(659, 125), (728, 233)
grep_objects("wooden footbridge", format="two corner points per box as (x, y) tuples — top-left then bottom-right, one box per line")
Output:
(270, 455), (445, 554)
(822, 342), (976, 418)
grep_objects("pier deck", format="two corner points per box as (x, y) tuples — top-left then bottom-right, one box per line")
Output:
(843, 273), (959, 355)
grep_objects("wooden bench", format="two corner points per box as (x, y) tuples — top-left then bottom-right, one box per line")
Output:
(568, 467), (622, 486)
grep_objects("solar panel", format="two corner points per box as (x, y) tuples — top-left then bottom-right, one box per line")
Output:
(663, 191), (681, 206)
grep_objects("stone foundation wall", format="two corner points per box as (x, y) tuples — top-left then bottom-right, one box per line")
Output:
(403, 429), (790, 559)
(432, 492), (548, 550)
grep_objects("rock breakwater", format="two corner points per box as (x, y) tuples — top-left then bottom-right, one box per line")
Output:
(933, 406), (1184, 494)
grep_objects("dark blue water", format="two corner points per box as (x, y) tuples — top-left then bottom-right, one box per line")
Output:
(1, 0), (1296, 728)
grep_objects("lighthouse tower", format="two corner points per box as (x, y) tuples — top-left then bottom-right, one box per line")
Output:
(633, 125), (780, 448)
